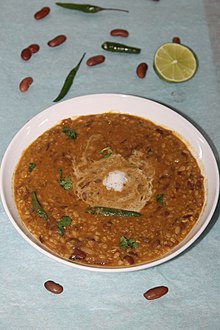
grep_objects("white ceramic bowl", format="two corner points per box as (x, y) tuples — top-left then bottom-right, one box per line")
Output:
(0, 94), (219, 272)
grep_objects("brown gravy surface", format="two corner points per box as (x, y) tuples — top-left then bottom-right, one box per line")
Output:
(14, 113), (204, 267)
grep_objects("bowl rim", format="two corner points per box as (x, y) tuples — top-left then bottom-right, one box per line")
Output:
(0, 93), (219, 272)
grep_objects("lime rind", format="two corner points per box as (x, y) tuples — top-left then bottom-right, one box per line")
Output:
(153, 42), (198, 83)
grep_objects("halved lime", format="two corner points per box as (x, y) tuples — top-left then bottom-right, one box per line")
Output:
(153, 43), (198, 83)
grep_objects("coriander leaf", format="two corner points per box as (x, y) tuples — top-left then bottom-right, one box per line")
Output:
(99, 146), (113, 159)
(120, 236), (129, 249)
(60, 178), (73, 190)
(31, 192), (48, 220)
(28, 162), (36, 172)
(58, 168), (73, 190)
(57, 216), (72, 236)
(63, 127), (77, 139)
(156, 194), (165, 206)
(119, 236), (138, 249)
(127, 238), (138, 249)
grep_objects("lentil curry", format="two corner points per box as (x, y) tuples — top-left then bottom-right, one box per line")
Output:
(14, 113), (204, 267)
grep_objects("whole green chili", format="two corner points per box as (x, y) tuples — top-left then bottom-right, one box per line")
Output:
(56, 2), (129, 13)
(101, 42), (141, 54)
(53, 52), (86, 102)
(86, 206), (142, 217)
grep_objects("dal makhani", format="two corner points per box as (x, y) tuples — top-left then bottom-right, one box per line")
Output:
(13, 113), (204, 267)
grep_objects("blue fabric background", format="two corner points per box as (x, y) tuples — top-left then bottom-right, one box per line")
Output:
(0, 1), (219, 329)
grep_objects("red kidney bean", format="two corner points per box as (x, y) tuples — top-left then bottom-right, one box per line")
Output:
(172, 36), (181, 44)
(143, 286), (168, 300)
(123, 255), (135, 265)
(34, 7), (50, 20)
(19, 77), (33, 92)
(28, 44), (40, 54)
(86, 55), (105, 66)
(71, 247), (86, 260)
(47, 35), (67, 47)
(21, 48), (32, 61)
(136, 62), (148, 78)
(110, 29), (129, 37)
(44, 280), (63, 294)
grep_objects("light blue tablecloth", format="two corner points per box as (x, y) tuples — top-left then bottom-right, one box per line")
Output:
(0, 1), (219, 329)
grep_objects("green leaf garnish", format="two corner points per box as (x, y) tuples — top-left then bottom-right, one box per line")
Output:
(156, 194), (165, 206)
(58, 168), (73, 190)
(63, 127), (77, 139)
(31, 192), (48, 220)
(99, 146), (113, 159)
(28, 162), (36, 172)
(57, 216), (72, 236)
(119, 236), (138, 249)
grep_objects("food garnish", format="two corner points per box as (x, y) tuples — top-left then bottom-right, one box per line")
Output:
(99, 146), (113, 159)
(58, 168), (73, 190)
(57, 216), (72, 236)
(86, 206), (142, 217)
(62, 127), (77, 140)
(156, 194), (165, 206)
(28, 162), (36, 172)
(119, 236), (138, 249)
(31, 192), (48, 220)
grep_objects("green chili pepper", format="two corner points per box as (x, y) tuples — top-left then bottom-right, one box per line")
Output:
(31, 192), (48, 220)
(101, 42), (141, 54)
(53, 52), (86, 102)
(56, 2), (129, 13)
(86, 206), (141, 217)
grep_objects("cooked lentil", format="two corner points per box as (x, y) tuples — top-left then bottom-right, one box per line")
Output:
(13, 113), (204, 267)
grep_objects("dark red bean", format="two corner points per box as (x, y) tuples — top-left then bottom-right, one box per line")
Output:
(123, 255), (135, 265)
(28, 44), (40, 54)
(110, 29), (129, 37)
(21, 48), (32, 61)
(172, 36), (181, 44)
(143, 286), (168, 300)
(44, 280), (63, 294)
(34, 7), (50, 20)
(86, 55), (105, 66)
(19, 77), (33, 92)
(71, 247), (86, 260)
(136, 62), (148, 78)
(47, 35), (67, 47)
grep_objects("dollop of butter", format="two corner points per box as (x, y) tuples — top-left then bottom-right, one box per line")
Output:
(103, 170), (127, 192)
